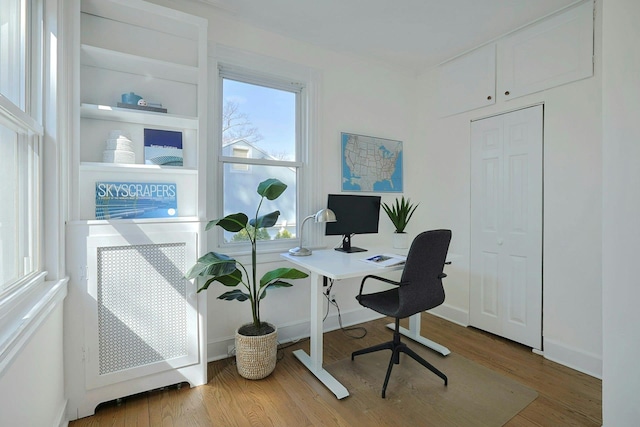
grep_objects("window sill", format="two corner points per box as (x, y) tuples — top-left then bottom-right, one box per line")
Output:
(220, 242), (332, 265)
(0, 274), (68, 375)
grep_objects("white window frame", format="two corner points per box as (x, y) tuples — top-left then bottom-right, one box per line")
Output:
(0, 0), (65, 378)
(0, 0), (43, 297)
(208, 46), (322, 260)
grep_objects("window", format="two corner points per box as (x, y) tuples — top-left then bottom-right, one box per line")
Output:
(0, 0), (26, 109)
(230, 147), (250, 172)
(0, 0), (42, 296)
(218, 69), (303, 244)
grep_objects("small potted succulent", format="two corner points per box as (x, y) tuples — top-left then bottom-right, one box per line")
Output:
(381, 196), (419, 249)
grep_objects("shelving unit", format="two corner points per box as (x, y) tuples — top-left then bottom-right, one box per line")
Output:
(73, 0), (207, 221)
(65, 0), (208, 419)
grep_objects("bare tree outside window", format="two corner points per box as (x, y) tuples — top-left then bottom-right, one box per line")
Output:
(222, 100), (263, 144)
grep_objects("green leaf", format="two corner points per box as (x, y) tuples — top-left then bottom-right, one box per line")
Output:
(195, 268), (242, 293)
(196, 277), (218, 293)
(215, 268), (243, 287)
(184, 252), (237, 279)
(266, 280), (294, 289)
(218, 289), (250, 301)
(206, 213), (248, 232)
(250, 210), (280, 229)
(260, 267), (308, 287)
(382, 196), (418, 233)
(258, 281), (294, 300)
(257, 178), (287, 200)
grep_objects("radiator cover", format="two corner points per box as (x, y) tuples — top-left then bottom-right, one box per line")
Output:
(85, 233), (198, 389)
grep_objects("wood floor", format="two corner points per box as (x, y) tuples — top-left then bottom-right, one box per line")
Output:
(70, 313), (602, 426)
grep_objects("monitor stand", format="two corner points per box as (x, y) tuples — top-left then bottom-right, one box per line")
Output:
(334, 234), (367, 253)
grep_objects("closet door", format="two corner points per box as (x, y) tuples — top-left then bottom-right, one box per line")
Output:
(470, 105), (543, 349)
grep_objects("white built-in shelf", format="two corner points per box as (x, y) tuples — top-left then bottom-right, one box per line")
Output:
(80, 103), (198, 129)
(81, 0), (201, 41)
(80, 162), (197, 174)
(80, 44), (198, 84)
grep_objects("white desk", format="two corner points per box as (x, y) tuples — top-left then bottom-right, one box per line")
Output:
(281, 248), (452, 399)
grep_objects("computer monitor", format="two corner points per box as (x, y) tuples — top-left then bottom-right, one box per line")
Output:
(325, 194), (381, 253)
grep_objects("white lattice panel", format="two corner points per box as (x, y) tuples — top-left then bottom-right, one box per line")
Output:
(85, 232), (199, 390)
(97, 243), (188, 375)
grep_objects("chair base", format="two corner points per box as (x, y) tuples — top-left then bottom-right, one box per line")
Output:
(351, 319), (448, 398)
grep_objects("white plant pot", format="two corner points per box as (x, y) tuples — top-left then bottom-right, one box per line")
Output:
(392, 232), (409, 249)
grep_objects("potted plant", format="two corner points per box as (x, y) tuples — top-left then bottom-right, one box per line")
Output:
(185, 178), (308, 379)
(381, 196), (419, 249)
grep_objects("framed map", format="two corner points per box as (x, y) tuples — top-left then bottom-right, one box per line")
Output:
(341, 132), (403, 192)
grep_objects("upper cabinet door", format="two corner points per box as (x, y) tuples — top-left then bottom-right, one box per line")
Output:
(498, 0), (594, 101)
(438, 43), (496, 117)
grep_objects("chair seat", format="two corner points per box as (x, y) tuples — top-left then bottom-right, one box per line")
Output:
(356, 289), (400, 317)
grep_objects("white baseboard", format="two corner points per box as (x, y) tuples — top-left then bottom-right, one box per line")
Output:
(542, 337), (602, 379)
(428, 303), (470, 327)
(207, 307), (382, 361)
(58, 399), (69, 427)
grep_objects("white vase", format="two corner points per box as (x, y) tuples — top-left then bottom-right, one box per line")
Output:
(392, 232), (409, 249)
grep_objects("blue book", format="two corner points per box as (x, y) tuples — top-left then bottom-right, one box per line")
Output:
(144, 128), (183, 166)
(95, 181), (178, 219)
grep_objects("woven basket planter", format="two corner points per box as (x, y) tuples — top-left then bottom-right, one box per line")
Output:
(235, 323), (278, 380)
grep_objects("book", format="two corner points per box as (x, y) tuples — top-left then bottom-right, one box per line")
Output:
(360, 253), (407, 268)
(95, 181), (178, 219)
(117, 102), (168, 113)
(144, 128), (183, 166)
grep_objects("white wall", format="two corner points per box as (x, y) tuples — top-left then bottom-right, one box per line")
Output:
(149, 0), (419, 356)
(0, 304), (66, 427)
(412, 6), (603, 377)
(150, 0), (604, 378)
(602, 0), (640, 424)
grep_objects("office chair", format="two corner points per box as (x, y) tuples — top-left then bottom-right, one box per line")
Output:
(351, 229), (451, 398)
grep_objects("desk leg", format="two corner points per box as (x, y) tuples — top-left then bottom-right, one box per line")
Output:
(386, 313), (451, 356)
(292, 271), (349, 399)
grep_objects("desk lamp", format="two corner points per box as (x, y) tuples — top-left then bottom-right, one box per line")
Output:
(289, 208), (337, 256)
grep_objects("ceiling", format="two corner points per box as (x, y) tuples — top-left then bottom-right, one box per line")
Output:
(197, 0), (579, 73)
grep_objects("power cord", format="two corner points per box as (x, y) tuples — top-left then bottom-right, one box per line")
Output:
(323, 279), (367, 339)
(228, 278), (367, 366)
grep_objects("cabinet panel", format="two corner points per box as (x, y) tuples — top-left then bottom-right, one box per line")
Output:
(438, 43), (496, 117)
(499, 1), (593, 100)
(65, 220), (207, 419)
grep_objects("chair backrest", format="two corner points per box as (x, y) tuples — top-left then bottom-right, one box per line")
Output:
(397, 229), (452, 318)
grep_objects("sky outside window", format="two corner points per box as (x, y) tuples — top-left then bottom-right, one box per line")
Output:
(223, 79), (296, 160)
